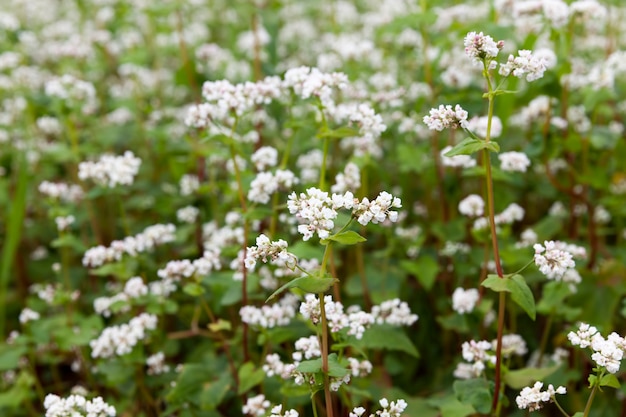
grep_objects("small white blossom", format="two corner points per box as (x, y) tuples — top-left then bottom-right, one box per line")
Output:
(533, 240), (577, 280)
(499, 151), (531, 172)
(516, 381), (566, 412)
(458, 194), (484, 217)
(423, 104), (469, 131)
(452, 288), (480, 314)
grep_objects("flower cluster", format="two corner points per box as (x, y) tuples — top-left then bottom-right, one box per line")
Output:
(44, 393), (116, 417)
(499, 151), (531, 172)
(78, 151), (141, 188)
(464, 31), (503, 65)
(89, 313), (158, 359)
(239, 294), (298, 329)
(146, 352), (170, 375)
(423, 104), (469, 131)
(82, 224), (176, 268)
(568, 323), (626, 374)
(287, 188), (401, 240)
(243, 394), (271, 417)
(39, 181), (84, 203)
(350, 398), (408, 417)
(499, 50), (548, 82)
(533, 240), (580, 280)
(452, 287), (480, 314)
(516, 381), (566, 412)
(458, 194), (484, 217)
(244, 234), (295, 270)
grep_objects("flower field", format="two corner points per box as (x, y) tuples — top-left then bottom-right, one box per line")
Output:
(1, 0), (626, 416)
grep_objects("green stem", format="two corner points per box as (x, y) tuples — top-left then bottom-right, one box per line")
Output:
(553, 397), (571, 417)
(583, 377), (600, 417)
(318, 292), (334, 417)
(537, 311), (554, 367)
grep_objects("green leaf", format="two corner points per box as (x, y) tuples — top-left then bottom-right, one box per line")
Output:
(355, 325), (419, 357)
(296, 358), (322, 374)
(453, 379), (493, 414)
(316, 126), (360, 140)
(266, 276), (337, 302)
(0, 344), (28, 371)
(183, 282), (205, 297)
(588, 374), (597, 387)
(444, 137), (485, 157)
(482, 274), (536, 320)
(401, 255), (439, 290)
(90, 261), (137, 279)
(323, 230), (366, 245)
(0, 371), (34, 406)
(509, 274), (536, 321)
(481, 275), (511, 293)
(600, 373), (621, 389)
(237, 362), (266, 395)
(503, 365), (560, 389)
(50, 234), (87, 252)
(200, 373), (232, 410)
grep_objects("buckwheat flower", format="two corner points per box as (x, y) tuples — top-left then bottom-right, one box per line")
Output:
(146, 351), (170, 375)
(39, 181), (84, 203)
(269, 404), (299, 417)
(499, 50), (548, 81)
(239, 298), (297, 328)
(423, 104), (469, 131)
(243, 394), (271, 417)
(499, 151), (531, 172)
(294, 336), (321, 360)
(353, 191), (402, 226)
(568, 322), (598, 348)
(78, 151), (141, 188)
(331, 162), (361, 193)
(516, 228), (538, 248)
(179, 174), (200, 196)
(493, 334), (528, 357)
(458, 194), (484, 217)
(440, 146), (477, 168)
(466, 115), (502, 138)
(176, 205), (199, 224)
(245, 234), (294, 270)
(248, 172), (279, 204)
(533, 241), (576, 280)
(288, 188), (337, 241)
(124, 277), (148, 298)
(55, 215), (75, 232)
(371, 298), (418, 326)
(516, 381), (566, 412)
(591, 336), (623, 374)
(19, 307), (40, 324)
(89, 313), (158, 359)
(36, 116), (62, 136)
(263, 353), (296, 379)
(464, 32), (503, 65)
(350, 406), (366, 417)
(594, 205), (611, 224)
(495, 203), (525, 225)
(452, 288), (480, 314)
(348, 357), (373, 377)
(462, 340), (495, 364)
(44, 393), (116, 417)
(251, 146), (278, 171)
(453, 362), (485, 379)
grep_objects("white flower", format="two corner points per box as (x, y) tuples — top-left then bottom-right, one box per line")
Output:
(251, 146), (278, 171)
(533, 240), (576, 280)
(78, 151), (141, 188)
(516, 381), (566, 412)
(452, 288), (480, 314)
(245, 234), (294, 270)
(499, 50), (548, 82)
(243, 394), (270, 416)
(568, 322), (599, 348)
(423, 104), (469, 131)
(19, 308), (40, 324)
(458, 194), (484, 217)
(499, 151), (531, 172)
(464, 31), (502, 64)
